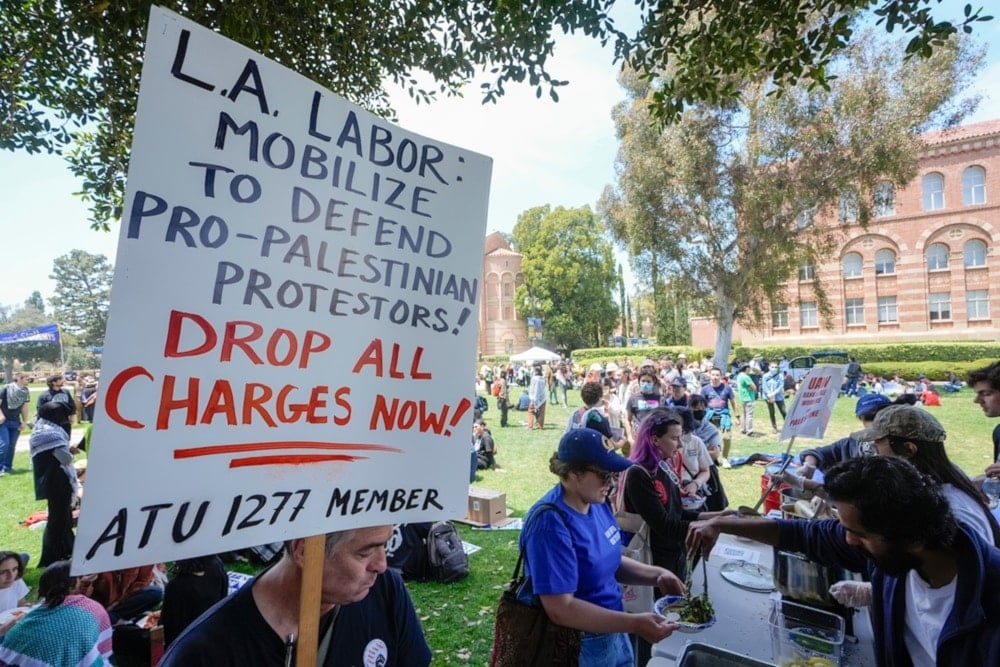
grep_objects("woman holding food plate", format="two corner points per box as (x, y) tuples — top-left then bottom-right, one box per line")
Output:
(519, 428), (685, 667)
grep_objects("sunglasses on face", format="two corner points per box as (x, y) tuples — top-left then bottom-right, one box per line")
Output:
(585, 468), (618, 485)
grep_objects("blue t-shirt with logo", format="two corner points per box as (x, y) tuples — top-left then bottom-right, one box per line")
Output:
(520, 484), (624, 611)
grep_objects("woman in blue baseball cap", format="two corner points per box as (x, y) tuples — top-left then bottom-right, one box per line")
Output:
(519, 428), (684, 667)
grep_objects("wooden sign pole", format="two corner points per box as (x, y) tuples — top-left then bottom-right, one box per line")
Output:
(296, 534), (326, 667)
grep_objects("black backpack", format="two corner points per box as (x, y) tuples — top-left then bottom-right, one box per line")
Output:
(387, 521), (469, 583)
(427, 520), (470, 583)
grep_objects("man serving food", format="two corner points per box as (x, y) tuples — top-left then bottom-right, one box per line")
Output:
(686, 456), (1000, 666)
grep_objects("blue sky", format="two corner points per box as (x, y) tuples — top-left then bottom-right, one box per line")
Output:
(1, 2), (997, 309)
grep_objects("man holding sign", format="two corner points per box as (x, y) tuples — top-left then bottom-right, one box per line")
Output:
(161, 526), (431, 666)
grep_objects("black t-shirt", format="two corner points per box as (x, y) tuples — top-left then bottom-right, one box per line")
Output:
(627, 393), (664, 426)
(160, 567), (431, 667)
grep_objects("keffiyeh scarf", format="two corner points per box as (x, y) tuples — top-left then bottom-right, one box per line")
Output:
(0, 594), (112, 666)
(2, 382), (29, 410)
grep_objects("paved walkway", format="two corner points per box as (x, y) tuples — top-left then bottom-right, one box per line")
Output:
(14, 424), (90, 452)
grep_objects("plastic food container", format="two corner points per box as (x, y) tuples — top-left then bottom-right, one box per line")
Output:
(677, 642), (778, 666)
(769, 599), (845, 667)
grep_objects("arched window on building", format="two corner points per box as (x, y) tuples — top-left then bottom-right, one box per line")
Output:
(873, 181), (895, 217)
(875, 249), (896, 275)
(963, 166), (987, 206)
(922, 172), (945, 211)
(842, 252), (863, 279)
(964, 239), (987, 268)
(926, 243), (949, 271)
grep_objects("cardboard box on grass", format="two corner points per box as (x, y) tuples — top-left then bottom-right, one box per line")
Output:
(467, 487), (506, 525)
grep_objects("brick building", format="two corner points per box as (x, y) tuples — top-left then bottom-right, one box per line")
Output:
(477, 232), (530, 356)
(692, 118), (1000, 348)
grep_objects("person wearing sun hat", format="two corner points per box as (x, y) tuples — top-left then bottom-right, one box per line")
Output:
(519, 429), (683, 666)
(860, 404), (999, 545)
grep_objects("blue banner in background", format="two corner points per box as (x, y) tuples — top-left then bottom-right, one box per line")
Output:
(0, 324), (60, 345)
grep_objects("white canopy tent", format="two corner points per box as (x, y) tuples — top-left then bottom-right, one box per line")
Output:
(510, 346), (561, 363)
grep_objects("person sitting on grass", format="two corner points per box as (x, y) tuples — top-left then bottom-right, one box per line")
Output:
(0, 551), (28, 614)
(161, 555), (229, 647)
(0, 551), (30, 638)
(473, 419), (498, 470)
(80, 564), (164, 624)
(0, 561), (113, 666)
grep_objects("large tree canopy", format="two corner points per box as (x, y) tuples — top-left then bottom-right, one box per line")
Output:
(512, 205), (619, 351)
(49, 250), (113, 349)
(1, 1), (990, 227)
(600, 31), (982, 366)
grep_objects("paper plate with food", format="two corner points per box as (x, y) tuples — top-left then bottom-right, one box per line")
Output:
(653, 558), (716, 633)
(653, 594), (716, 632)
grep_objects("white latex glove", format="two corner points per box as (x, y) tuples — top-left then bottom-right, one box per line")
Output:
(798, 463), (817, 479)
(829, 580), (872, 608)
(774, 470), (805, 491)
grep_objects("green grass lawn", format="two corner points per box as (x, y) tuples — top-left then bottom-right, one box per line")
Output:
(0, 387), (993, 665)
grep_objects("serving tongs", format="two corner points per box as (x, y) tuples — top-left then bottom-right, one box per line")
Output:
(683, 554), (709, 603)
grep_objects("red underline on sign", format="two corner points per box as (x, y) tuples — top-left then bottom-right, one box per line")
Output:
(229, 454), (368, 468)
(173, 441), (404, 460)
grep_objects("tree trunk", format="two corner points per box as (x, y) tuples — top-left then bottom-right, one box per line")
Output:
(713, 297), (737, 370)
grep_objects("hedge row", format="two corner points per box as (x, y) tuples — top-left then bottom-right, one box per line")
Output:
(571, 346), (714, 367)
(862, 360), (994, 382)
(731, 342), (1000, 364)
(482, 342), (999, 379)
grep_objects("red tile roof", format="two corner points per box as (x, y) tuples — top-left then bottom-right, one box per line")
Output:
(922, 118), (1000, 145)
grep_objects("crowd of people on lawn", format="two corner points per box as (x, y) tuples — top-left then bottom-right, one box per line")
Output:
(2, 358), (1000, 665)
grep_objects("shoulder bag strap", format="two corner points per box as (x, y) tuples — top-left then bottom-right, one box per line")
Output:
(509, 502), (568, 586)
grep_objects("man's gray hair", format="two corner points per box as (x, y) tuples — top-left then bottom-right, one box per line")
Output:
(283, 528), (359, 558)
(323, 529), (356, 556)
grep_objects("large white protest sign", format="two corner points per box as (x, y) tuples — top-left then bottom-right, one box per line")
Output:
(72, 6), (492, 573)
(778, 365), (846, 441)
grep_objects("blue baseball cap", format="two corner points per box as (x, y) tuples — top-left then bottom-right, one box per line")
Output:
(855, 393), (891, 418)
(557, 428), (632, 472)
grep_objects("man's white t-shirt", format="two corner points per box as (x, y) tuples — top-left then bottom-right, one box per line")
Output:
(903, 569), (956, 667)
(899, 484), (987, 667)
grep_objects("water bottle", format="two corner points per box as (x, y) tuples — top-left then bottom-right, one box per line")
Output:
(982, 477), (1000, 510)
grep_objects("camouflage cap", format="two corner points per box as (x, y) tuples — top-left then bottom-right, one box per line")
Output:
(856, 405), (946, 444)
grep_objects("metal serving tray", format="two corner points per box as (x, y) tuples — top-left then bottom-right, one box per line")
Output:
(676, 641), (778, 666)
